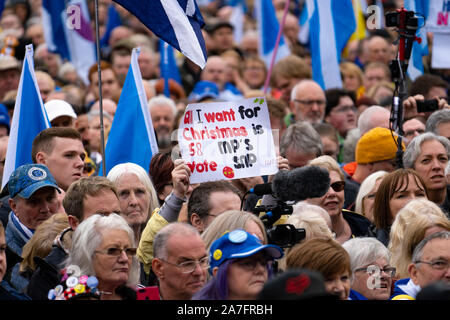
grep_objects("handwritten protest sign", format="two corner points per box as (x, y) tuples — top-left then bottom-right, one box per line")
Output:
(177, 97), (278, 184)
(427, 0), (450, 68)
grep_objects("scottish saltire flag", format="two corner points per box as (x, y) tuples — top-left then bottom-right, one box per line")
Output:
(2, 45), (51, 189)
(159, 39), (181, 97)
(42, 0), (96, 84)
(100, 47), (159, 176)
(308, 0), (356, 89)
(254, 0), (291, 68)
(0, 0), (5, 17)
(228, 0), (245, 45)
(100, 3), (122, 48)
(112, 0), (207, 69)
(349, 0), (368, 42)
(404, 0), (429, 80)
(298, 0), (313, 45)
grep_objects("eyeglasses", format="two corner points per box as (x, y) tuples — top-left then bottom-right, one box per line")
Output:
(233, 255), (272, 271)
(415, 259), (450, 270)
(293, 99), (326, 107)
(354, 265), (396, 277)
(330, 181), (346, 192)
(95, 247), (137, 258)
(159, 256), (210, 273)
(331, 105), (357, 114)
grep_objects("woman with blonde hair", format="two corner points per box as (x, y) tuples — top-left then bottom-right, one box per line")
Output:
(340, 62), (364, 99)
(201, 210), (268, 252)
(388, 198), (450, 279)
(306, 156), (372, 243)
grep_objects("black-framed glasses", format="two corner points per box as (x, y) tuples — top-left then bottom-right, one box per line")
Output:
(159, 256), (210, 273)
(354, 265), (396, 277)
(95, 247), (137, 258)
(330, 181), (345, 192)
(293, 99), (326, 107)
(233, 255), (273, 271)
(415, 259), (450, 270)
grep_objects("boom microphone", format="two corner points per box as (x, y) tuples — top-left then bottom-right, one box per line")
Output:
(250, 166), (331, 202)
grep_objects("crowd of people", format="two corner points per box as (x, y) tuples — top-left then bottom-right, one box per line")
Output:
(0, 0), (449, 301)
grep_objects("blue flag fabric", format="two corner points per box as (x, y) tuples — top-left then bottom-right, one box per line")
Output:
(404, 0), (429, 81)
(159, 39), (182, 97)
(100, 47), (159, 176)
(254, 0), (291, 68)
(112, 0), (207, 69)
(100, 3), (122, 48)
(2, 45), (50, 188)
(41, 0), (96, 84)
(308, 0), (356, 89)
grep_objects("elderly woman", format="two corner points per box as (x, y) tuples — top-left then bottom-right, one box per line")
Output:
(342, 237), (396, 300)
(305, 156), (373, 243)
(286, 238), (352, 300)
(64, 213), (140, 300)
(388, 198), (450, 279)
(107, 162), (159, 244)
(403, 132), (450, 217)
(372, 168), (428, 246)
(192, 229), (283, 300)
(354, 171), (388, 223)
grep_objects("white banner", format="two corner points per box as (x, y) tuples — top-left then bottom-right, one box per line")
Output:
(177, 97), (278, 184)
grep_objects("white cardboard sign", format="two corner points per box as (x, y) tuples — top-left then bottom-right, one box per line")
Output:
(177, 97), (278, 184)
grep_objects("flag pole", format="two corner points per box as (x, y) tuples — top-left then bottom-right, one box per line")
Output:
(263, 0), (291, 93)
(94, 0), (106, 175)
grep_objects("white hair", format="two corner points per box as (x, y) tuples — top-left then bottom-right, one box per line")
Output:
(148, 95), (177, 117)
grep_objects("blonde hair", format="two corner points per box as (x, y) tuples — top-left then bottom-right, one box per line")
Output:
(308, 155), (344, 180)
(340, 62), (363, 87)
(201, 210), (267, 252)
(388, 198), (450, 278)
(20, 213), (70, 273)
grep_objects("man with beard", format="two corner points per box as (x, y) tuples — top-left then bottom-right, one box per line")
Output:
(148, 95), (176, 151)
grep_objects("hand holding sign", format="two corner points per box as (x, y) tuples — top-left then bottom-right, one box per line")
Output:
(178, 97), (278, 184)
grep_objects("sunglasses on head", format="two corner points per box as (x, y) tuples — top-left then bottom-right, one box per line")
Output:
(330, 181), (345, 192)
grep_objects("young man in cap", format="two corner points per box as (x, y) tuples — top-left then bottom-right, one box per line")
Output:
(44, 99), (77, 128)
(0, 55), (20, 101)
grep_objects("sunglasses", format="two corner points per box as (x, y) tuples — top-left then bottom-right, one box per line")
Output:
(330, 181), (345, 192)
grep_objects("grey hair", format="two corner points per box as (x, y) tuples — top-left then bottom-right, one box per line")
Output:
(354, 170), (388, 215)
(107, 162), (159, 217)
(153, 222), (200, 260)
(280, 121), (322, 157)
(357, 106), (389, 135)
(65, 213), (140, 287)
(148, 95), (177, 117)
(412, 230), (450, 263)
(342, 237), (391, 282)
(425, 109), (450, 135)
(403, 132), (450, 168)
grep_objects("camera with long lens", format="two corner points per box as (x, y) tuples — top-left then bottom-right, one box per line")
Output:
(252, 202), (305, 249)
(266, 224), (306, 249)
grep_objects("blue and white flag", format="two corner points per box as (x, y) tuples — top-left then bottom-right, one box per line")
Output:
(307, 0), (356, 89)
(100, 47), (159, 176)
(2, 45), (51, 189)
(404, 0), (429, 80)
(298, 0), (314, 45)
(159, 39), (182, 97)
(42, 0), (96, 84)
(254, 0), (291, 68)
(228, 0), (246, 45)
(112, 0), (207, 69)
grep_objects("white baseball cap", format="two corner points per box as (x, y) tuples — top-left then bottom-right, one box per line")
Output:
(44, 99), (77, 122)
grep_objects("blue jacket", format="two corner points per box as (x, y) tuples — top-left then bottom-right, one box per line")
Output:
(348, 289), (368, 300)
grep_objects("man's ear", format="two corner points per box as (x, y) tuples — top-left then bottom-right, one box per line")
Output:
(190, 213), (204, 233)
(9, 198), (16, 213)
(408, 263), (420, 285)
(212, 267), (219, 277)
(67, 215), (80, 230)
(34, 151), (47, 165)
(152, 258), (164, 279)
